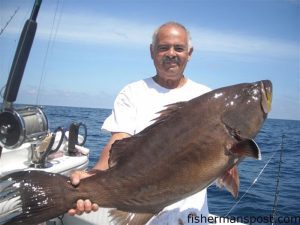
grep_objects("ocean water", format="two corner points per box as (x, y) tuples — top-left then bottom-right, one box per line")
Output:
(44, 105), (300, 224)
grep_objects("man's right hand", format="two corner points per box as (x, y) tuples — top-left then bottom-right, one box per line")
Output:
(67, 170), (99, 216)
(67, 132), (130, 216)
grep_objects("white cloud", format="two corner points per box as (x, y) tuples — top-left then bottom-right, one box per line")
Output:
(191, 28), (299, 59)
(17, 85), (114, 109)
(36, 12), (154, 47)
(3, 9), (298, 60)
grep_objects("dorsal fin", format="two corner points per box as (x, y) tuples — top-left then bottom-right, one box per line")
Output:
(108, 137), (133, 168)
(108, 101), (188, 168)
(151, 101), (187, 124)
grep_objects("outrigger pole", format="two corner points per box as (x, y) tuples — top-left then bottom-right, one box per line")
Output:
(3, 0), (42, 109)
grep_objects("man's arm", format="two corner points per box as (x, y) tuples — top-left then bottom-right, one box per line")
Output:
(68, 132), (131, 216)
(94, 132), (131, 170)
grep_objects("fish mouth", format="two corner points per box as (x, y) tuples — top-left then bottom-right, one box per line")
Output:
(260, 80), (272, 113)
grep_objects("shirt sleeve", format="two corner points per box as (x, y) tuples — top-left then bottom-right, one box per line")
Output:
(101, 84), (137, 135)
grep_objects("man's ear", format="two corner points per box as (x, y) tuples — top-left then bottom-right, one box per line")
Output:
(150, 44), (154, 60)
(188, 47), (193, 61)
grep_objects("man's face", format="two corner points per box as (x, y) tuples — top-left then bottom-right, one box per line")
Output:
(150, 25), (193, 81)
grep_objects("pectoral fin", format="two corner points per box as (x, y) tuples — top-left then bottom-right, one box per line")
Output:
(217, 165), (239, 198)
(230, 139), (261, 160)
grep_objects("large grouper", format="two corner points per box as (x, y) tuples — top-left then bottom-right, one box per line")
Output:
(0, 80), (272, 225)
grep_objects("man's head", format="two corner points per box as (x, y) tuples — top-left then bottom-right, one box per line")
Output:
(150, 22), (193, 82)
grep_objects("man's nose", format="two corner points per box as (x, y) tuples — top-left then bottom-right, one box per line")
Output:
(166, 47), (176, 57)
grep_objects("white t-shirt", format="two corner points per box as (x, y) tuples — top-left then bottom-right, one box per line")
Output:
(102, 77), (211, 224)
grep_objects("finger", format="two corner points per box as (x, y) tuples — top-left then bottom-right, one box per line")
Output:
(70, 172), (81, 186)
(84, 200), (92, 213)
(76, 199), (85, 213)
(92, 203), (99, 212)
(68, 209), (76, 216)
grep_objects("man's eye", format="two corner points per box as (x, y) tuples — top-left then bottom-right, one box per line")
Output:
(158, 46), (168, 51)
(175, 47), (185, 52)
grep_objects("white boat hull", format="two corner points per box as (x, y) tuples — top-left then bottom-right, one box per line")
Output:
(0, 132), (89, 177)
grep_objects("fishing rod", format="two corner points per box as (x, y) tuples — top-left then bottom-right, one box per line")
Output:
(0, 0), (48, 149)
(271, 134), (284, 225)
(3, 0), (42, 108)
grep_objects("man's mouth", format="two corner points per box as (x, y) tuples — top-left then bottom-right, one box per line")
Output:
(162, 59), (179, 68)
(162, 56), (179, 65)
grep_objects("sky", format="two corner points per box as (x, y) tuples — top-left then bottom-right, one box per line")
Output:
(0, 0), (299, 120)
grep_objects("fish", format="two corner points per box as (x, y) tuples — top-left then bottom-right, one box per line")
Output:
(0, 80), (272, 225)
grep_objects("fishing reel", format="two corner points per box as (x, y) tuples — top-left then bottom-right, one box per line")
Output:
(0, 106), (48, 149)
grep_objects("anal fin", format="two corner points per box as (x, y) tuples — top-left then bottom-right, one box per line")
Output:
(109, 209), (153, 225)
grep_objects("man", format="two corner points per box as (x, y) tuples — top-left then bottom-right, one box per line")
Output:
(68, 22), (211, 224)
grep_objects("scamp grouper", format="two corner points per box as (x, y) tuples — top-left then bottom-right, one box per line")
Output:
(0, 80), (272, 225)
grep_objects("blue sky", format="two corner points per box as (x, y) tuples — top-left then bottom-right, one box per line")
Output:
(0, 0), (299, 120)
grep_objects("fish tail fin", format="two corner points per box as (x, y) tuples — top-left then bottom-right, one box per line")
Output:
(0, 179), (23, 225)
(0, 170), (76, 225)
(109, 209), (154, 225)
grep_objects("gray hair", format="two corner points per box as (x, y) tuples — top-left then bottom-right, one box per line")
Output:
(151, 22), (193, 51)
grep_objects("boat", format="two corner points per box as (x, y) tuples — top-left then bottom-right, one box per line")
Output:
(0, 1), (247, 224)
(0, 1), (90, 173)
(0, 0), (90, 224)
